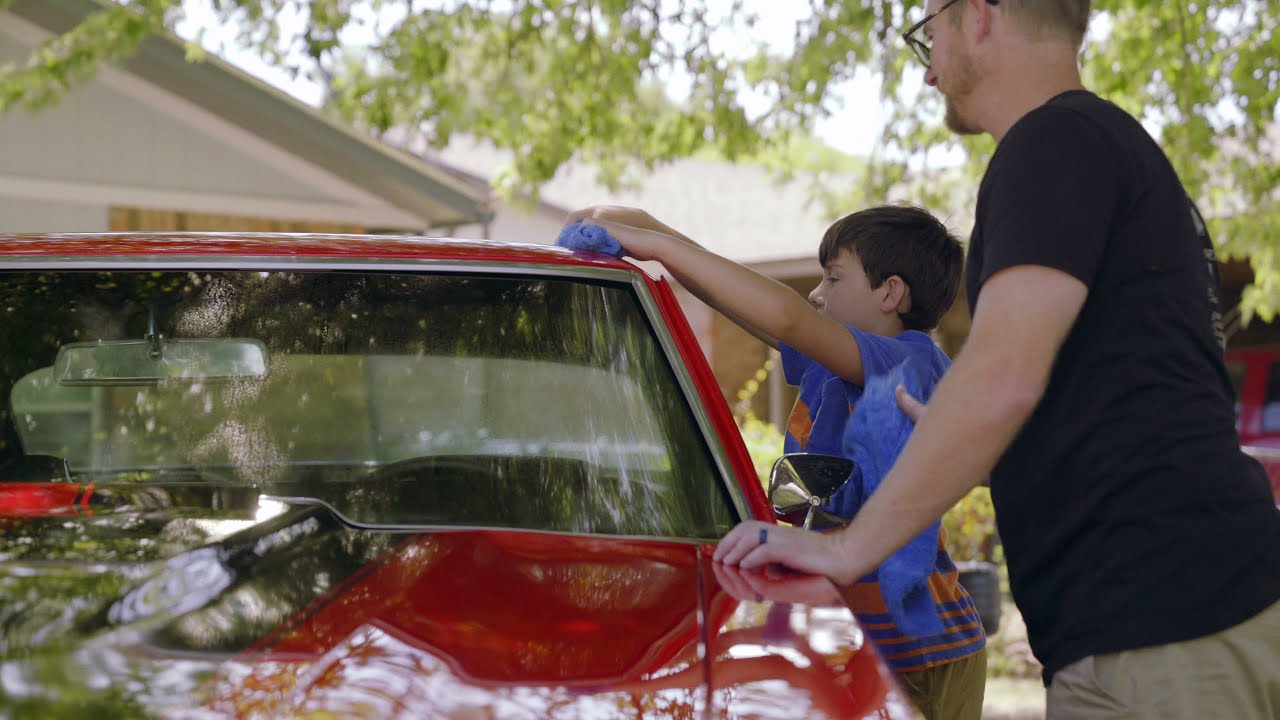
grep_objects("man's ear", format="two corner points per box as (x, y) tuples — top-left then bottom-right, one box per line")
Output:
(882, 275), (913, 315)
(970, 0), (996, 43)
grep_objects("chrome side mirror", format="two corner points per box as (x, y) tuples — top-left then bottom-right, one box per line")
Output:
(768, 453), (855, 530)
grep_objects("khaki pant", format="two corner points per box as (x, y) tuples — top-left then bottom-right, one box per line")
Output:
(898, 647), (988, 720)
(1047, 597), (1280, 719)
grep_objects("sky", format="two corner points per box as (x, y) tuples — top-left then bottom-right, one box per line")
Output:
(175, 0), (900, 158)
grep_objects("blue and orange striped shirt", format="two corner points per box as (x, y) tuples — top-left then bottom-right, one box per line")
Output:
(780, 328), (986, 673)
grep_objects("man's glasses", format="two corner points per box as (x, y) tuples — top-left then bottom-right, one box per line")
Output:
(902, 0), (1000, 67)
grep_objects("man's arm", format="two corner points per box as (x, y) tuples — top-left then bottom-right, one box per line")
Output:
(565, 206), (865, 384)
(714, 264), (1088, 583)
(894, 386), (991, 487)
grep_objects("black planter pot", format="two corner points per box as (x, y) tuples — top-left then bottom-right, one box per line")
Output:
(956, 560), (1002, 635)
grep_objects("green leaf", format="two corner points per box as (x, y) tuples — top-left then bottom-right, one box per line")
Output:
(2, 1), (1277, 313)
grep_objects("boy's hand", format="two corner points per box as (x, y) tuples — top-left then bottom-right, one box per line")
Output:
(563, 206), (693, 261)
(565, 206), (681, 240)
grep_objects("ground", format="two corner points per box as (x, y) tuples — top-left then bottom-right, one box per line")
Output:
(984, 676), (1046, 720)
(981, 600), (1046, 719)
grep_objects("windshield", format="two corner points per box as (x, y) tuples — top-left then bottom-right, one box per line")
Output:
(0, 269), (736, 537)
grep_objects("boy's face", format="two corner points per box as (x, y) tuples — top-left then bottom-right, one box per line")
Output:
(807, 249), (888, 331)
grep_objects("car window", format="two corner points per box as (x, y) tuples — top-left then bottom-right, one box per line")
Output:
(2, 270), (737, 538)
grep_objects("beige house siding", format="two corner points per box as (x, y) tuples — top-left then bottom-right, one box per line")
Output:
(108, 208), (363, 234)
(448, 198), (566, 244)
(0, 2), (488, 236)
(0, 196), (107, 232)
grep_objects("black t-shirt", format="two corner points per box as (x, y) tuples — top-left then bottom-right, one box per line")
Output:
(967, 90), (1280, 684)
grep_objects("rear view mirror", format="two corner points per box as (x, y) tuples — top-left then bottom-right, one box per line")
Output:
(55, 339), (268, 386)
(768, 453), (854, 530)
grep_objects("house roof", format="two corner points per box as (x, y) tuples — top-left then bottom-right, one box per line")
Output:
(4, 0), (492, 230)
(416, 138), (846, 267)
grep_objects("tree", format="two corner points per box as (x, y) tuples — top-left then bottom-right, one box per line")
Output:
(0, 0), (1277, 314)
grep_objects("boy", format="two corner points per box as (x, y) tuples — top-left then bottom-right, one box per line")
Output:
(560, 203), (986, 719)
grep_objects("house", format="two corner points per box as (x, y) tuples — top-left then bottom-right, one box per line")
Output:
(0, 0), (490, 236)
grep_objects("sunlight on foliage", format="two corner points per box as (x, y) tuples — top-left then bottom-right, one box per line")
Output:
(735, 410), (784, 490)
(0, 1), (1276, 311)
(941, 486), (998, 563)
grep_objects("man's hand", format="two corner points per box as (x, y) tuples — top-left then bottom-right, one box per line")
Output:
(713, 520), (868, 586)
(895, 384), (926, 423)
(713, 562), (843, 606)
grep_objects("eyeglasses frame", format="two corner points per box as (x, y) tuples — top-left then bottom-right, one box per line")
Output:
(902, 0), (1000, 67)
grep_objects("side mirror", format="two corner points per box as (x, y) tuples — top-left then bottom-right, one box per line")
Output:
(768, 453), (855, 530)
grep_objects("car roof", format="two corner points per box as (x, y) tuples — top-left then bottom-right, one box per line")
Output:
(0, 233), (638, 272)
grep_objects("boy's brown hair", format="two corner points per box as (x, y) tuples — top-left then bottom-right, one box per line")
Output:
(818, 204), (963, 332)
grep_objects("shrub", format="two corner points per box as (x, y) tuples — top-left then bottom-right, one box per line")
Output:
(942, 486), (999, 562)
(735, 410), (784, 490)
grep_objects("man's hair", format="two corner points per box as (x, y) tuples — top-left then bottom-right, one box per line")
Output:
(988, 0), (1092, 48)
(818, 204), (964, 332)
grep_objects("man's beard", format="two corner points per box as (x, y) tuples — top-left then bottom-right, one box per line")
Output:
(941, 46), (981, 135)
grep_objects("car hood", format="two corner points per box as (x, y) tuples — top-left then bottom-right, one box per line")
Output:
(0, 486), (908, 718)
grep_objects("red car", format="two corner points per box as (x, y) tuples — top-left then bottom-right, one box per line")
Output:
(1226, 345), (1280, 503)
(0, 234), (911, 718)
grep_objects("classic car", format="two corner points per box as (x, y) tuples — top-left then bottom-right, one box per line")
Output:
(0, 233), (912, 718)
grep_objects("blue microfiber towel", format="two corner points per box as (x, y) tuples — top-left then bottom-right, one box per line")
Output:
(842, 360), (945, 637)
(557, 221), (624, 258)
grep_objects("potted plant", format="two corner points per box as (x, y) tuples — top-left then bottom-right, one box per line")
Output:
(943, 487), (1002, 635)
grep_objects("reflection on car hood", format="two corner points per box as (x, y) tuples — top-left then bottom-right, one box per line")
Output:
(0, 486), (908, 718)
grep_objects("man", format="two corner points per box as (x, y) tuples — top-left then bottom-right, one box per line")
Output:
(714, 1), (1280, 717)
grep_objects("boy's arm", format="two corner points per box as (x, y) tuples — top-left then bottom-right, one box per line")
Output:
(722, 311), (784, 351)
(714, 265), (1087, 583)
(567, 206), (783, 350)
(565, 206), (865, 385)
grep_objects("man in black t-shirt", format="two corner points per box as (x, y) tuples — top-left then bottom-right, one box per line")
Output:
(715, 1), (1280, 716)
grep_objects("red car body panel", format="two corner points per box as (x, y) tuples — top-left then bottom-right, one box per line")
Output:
(0, 233), (638, 267)
(0, 234), (906, 717)
(205, 530), (899, 719)
(0, 481), (86, 517)
(1225, 346), (1280, 502)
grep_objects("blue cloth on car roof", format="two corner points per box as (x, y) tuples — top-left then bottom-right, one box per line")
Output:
(556, 221), (624, 258)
